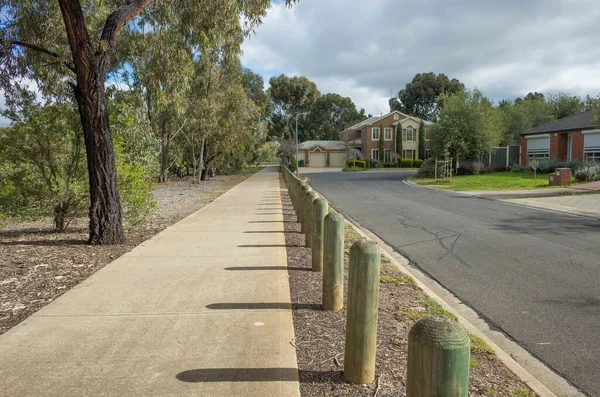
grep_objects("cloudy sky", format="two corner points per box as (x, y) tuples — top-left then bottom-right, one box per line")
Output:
(241, 0), (600, 115)
(1, 0), (599, 126)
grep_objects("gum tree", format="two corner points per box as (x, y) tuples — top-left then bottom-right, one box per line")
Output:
(1, 0), (291, 244)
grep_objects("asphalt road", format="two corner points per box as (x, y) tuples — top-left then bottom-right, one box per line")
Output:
(308, 171), (600, 396)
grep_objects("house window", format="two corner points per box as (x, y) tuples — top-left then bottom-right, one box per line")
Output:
(425, 128), (430, 140)
(372, 128), (380, 141)
(394, 113), (399, 120)
(384, 128), (392, 140)
(384, 149), (393, 163)
(403, 150), (415, 160)
(584, 151), (600, 164)
(371, 149), (379, 160)
(425, 149), (431, 159)
(527, 151), (550, 165)
(406, 126), (415, 141)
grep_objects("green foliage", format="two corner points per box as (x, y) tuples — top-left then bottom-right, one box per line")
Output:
(548, 92), (584, 119)
(289, 156), (297, 173)
(378, 126), (385, 162)
(469, 334), (495, 355)
(431, 89), (503, 163)
(0, 102), (87, 230)
(392, 73), (465, 121)
(510, 164), (526, 173)
(418, 119), (426, 160)
(418, 158), (436, 178)
(299, 93), (366, 141)
(113, 140), (157, 226)
(395, 123), (402, 158)
(267, 74), (320, 140)
(346, 160), (367, 170)
(380, 274), (417, 286)
(574, 166), (600, 182)
(400, 158), (414, 167)
(413, 159), (424, 168)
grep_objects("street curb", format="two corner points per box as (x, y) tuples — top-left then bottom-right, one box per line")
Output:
(309, 181), (585, 396)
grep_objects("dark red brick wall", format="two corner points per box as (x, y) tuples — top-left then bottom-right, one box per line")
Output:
(521, 136), (527, 165)
(556, 133), (568, 161)
(572, 131), (584, 161)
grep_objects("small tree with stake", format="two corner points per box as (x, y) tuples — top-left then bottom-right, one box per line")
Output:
(530, 159), (539, 180)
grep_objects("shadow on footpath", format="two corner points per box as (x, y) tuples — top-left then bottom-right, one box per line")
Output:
(176, 368), (344, 384)
(224, 266), (310, 271)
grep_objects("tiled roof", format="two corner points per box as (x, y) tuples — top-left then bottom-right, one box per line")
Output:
(298, 140), (347, 150)
(343, 110), (432, 131)
(523, 110), (599, 135)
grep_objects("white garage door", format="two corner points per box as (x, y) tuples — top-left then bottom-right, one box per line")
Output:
(309, 152), (326, 167)
(329, 152), (347, 167)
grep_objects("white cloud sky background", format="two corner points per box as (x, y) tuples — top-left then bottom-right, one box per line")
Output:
(242, 0), (600, 116)
(2, 0), (599, 126)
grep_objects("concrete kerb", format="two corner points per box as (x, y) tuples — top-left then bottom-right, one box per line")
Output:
(302, 184), (584, 397)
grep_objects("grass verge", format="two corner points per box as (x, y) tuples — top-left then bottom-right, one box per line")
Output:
(410, 171), (556, 191)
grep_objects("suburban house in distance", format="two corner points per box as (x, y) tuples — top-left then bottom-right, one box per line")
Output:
(521, 109), (600, 166)
(340, 110), (432, 162)
(296, 140), (348, 167)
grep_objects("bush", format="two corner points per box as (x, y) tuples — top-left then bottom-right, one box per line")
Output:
(418, 158), (436, 178)
(382, 162), (397, 168)
(369, 159), (379, 168)
(574, 166), (600, 182)
(346, 159), (366, 169)
(456, 165), (473, 176)
(289, 156), (297, 173)
(400, 158), (414, 167)
(114, 139), (157, 226)
(511, 164), (525, 173)
(472, 161), (486, 175)
(537, 159), (562, 174)
(413, 159), (424, 168)
(565, 160), (583, 173)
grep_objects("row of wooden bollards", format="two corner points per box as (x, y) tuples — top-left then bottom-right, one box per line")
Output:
(279, 165), (471, 395)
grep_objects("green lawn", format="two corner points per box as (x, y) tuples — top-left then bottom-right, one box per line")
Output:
(410, 171), (556, 191)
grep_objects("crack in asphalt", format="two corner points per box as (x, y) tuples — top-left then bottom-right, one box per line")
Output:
(395, 208), (472, 269)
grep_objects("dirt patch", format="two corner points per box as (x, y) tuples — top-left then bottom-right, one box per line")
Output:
(280, 176), (535, 397)
(0, 171), (257, 335)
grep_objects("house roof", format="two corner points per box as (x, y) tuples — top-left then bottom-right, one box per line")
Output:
(298, 140), (347, 150)
(522, 110), (599, 135)
(342, 110), (432, 132)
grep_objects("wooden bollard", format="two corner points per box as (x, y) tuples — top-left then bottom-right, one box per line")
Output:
(311, 198), (328, 272)
(344, 240), (381, 384)
(305, 191), (318, 248)
(300, 186), (311, 233)
(322, 212), (344, 310)
(407, 316), (470, 397)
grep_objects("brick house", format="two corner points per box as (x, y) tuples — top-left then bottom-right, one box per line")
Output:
(339, 110), (432, 162)
(520, 110), (600, 166)
(295, 141), (347, 167)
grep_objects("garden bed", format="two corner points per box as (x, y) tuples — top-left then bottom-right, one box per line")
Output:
(280, 176), (536, 396)
(0, 169), (261, 335)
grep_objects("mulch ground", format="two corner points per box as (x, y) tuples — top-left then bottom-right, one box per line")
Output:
(280, 176), (536, 397)
(0, 172), (254, 335)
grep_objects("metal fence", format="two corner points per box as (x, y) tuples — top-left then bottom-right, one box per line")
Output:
(460, 145), (520, 168)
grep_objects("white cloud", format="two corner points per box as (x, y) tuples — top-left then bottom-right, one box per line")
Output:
(242, 0), (600, 113)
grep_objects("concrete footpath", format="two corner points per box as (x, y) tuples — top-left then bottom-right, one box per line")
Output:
(0, 168), (299, 396)
(504, 193), (600, 218)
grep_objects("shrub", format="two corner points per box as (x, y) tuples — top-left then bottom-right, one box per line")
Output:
(418, 158), (436, 178)
(369, 158), (380, 168)
(472, 161), (486, 175)
(574, 166), (600, 182)
(565, 160), (582, 173)
(346, 159), (366, 169)
(413, 159), (423, 168)
(456, 165), (473, 176)
(400, 158), (414, 167)
(114, 140), (157, 226)
(511, 164), (525, 173)
(537, 159), (562, 174)
(289, 156), (297, 173)
(382, 162), (397, 168)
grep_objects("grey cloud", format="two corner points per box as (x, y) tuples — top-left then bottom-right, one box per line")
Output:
(243, 0), (600, 110)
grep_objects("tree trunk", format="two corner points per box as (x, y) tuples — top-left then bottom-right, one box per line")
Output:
(74, 71), (125, 245)
(197, 137), (205, 183)
(159, 121), (170, 183)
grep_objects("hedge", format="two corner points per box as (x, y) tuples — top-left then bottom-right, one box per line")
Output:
(346, 159), (367, 169)
(400, 158), (414, 167)
(413, 159), (423, 168)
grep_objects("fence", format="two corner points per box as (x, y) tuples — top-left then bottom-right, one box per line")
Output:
(459, 145), (520, 168)
(279, 164), (471, 394)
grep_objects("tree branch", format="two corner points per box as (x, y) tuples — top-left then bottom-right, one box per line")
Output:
(100, 0), (154, 48)
(10, 41), (76, 73)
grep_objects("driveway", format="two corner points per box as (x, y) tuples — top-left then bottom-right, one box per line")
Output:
(308, 171), (600, 396)
(299, 167), (343, 174)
